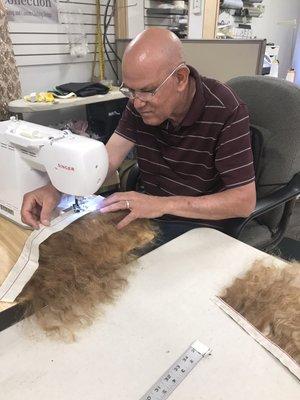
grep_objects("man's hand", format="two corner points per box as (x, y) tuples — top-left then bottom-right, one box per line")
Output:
(21, 184), (62, 229)
(100, 182), (256, 229)
(100, 191), (167, 229)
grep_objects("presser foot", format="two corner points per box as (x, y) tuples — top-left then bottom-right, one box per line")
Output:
(72, 196), (85, 213)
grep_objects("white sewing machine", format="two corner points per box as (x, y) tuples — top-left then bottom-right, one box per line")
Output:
(0, 118), (109, 227)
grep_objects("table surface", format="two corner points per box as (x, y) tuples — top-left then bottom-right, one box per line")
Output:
(8, 88), (125, 113)
(0, 228), (299, 399)
(0, 216), (31, 313)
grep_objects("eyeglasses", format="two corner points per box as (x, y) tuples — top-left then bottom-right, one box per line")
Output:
(119, 62), (186, 101)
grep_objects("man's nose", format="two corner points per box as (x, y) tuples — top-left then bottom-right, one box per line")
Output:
(133, 96), (146, 109)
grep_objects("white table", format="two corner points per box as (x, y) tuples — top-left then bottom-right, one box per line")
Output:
(0, 228), (299, 399)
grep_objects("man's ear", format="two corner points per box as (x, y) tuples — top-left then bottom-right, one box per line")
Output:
(176, 66), (190, 92)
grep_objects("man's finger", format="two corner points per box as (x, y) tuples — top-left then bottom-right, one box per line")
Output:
(102, 193), (128, 207)
(21, 197), (40, 229)
(40, 199), (57, 226)
(22, 209), (39, 229)
(100, 201), (129, 214)
(117, 212), (136, 230)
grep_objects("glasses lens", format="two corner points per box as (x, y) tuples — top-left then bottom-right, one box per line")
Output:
(120, 86), (153, 101)
(119, 87), (133, 98)
(135, 91), (153, 101)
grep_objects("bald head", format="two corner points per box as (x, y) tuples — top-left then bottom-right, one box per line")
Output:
(121, 29), (192, 127)
(122, 28), (184, 84)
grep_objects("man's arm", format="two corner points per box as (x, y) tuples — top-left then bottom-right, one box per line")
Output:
(100, 182), (256, 229)
(163, 181), (256, 219)
(105, 132), (135, 179)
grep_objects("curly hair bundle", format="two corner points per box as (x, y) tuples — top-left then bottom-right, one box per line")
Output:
(221, 260), (300, 364)
(17, 211), (157, 341)
(7, 209), (300, 361)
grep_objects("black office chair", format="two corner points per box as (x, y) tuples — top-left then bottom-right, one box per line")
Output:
(120, 76), (300, 252)
(224, 76), (300, 251)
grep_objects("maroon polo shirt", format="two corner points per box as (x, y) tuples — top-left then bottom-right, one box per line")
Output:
(115, 66), (255, 230)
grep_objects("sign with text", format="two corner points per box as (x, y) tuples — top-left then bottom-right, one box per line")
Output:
(5, 0), (58, 23)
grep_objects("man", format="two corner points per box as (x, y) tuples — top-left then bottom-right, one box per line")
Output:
(21, 28), (256, 241)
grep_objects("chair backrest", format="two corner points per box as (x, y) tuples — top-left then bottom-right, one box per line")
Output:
(227, 76), (300, 229)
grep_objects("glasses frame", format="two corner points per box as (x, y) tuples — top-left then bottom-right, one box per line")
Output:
(119, 62), (186, 101)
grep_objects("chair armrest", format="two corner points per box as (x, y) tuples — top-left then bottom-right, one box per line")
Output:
(226, 172), (300, 238)
(125, 162), (140, 191)
(252, 172), (300, 216)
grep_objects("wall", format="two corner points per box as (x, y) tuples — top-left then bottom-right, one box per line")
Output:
(251, 0), (300, 78)
(8, 0), (117, 96)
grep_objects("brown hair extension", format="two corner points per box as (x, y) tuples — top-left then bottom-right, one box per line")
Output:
(220, 260), (300, 364)
(17, 211), (158, 341)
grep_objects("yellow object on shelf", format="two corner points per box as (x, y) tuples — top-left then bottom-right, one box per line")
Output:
(23, 92), (56, 103)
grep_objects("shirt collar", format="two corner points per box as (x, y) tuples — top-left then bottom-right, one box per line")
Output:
(180, 65), (205, 127)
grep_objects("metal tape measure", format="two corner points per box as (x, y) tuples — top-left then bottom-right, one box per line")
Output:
(139, 340), (211, 400)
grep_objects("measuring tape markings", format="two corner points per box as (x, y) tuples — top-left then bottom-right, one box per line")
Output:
(139, 340), (211, 400)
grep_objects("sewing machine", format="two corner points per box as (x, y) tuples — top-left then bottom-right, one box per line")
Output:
(0, 118), (109, 227)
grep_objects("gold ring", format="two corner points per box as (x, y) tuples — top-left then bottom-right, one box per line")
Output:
(125, 200), (130, 209)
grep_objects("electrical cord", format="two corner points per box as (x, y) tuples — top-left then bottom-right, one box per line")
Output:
(104, 1), (122, 63)
(103, 0), (119, 81)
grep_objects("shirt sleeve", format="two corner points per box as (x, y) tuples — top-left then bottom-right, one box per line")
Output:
(115, 101), (138, 144)
(215, 103), (255, 189)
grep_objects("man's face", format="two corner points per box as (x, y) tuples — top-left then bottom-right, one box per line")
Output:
(122, 64), (180, 126)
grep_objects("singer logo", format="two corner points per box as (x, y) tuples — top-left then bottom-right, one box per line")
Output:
(57, 163), (75, 172)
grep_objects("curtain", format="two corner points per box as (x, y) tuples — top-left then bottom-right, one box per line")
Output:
(0, 1), (21, 121)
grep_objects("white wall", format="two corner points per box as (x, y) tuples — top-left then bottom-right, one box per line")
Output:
(8, 0), (117, 96)
(251, 0), (300, 78)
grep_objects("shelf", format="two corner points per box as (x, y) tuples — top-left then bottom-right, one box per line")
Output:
(8, 88), (124, 113)
(146, 8), (188, 16)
